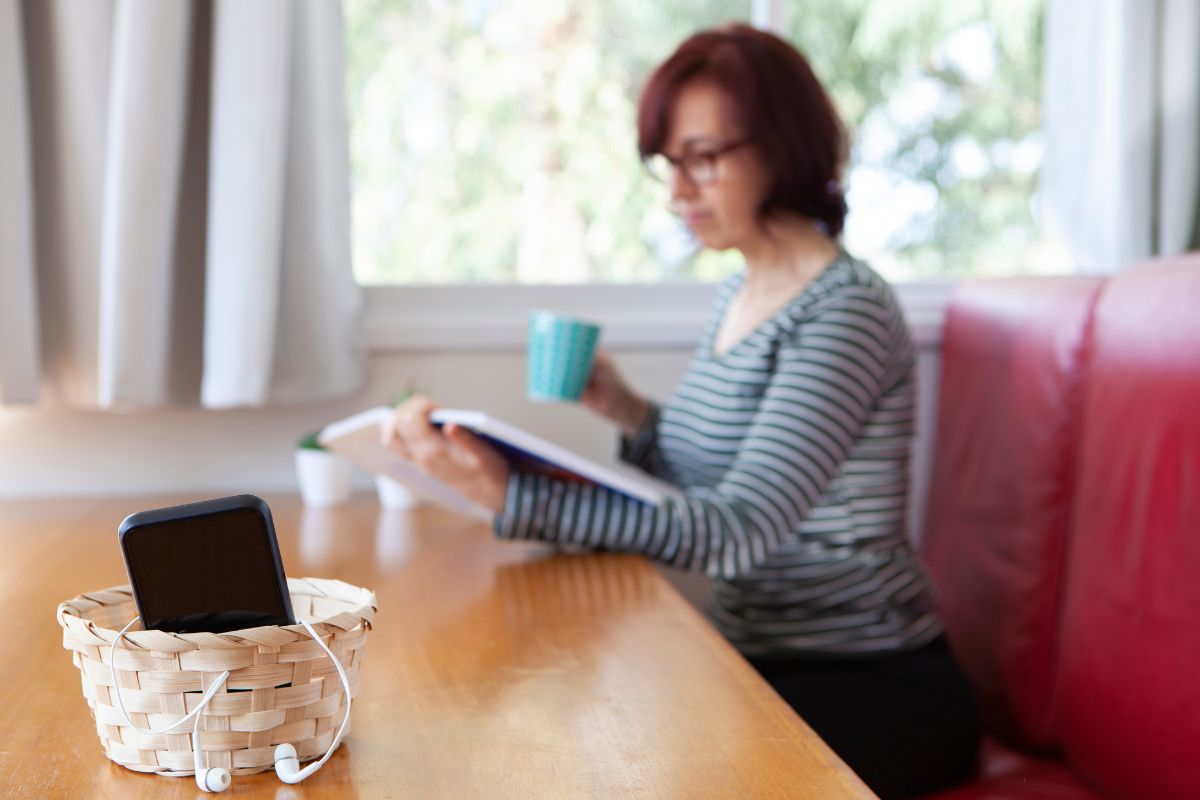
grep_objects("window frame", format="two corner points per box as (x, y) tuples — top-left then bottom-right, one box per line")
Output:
(362, 279), (954, 353)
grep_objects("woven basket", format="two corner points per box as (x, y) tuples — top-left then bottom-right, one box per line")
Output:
(57, 577), (376, 777)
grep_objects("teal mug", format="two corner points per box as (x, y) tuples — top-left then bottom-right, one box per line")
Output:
(527, 311), (601, 402)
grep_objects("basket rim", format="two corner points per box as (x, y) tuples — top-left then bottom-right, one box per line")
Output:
(56, 576), (377, 652)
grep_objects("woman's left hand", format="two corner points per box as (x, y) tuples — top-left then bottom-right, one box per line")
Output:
(380, 395), (510, 515)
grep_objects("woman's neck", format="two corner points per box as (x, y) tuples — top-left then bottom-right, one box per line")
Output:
(737, 213), (839, 295)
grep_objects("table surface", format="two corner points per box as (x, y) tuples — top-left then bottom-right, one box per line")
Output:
(0, 493), (874, 799)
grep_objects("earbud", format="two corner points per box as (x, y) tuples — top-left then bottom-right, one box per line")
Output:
(192, 679), (232, 793)
(195, 767), (232, 793)
(274, 742), (312, 784)
(270, 621), (354, 785)
(271, 621), (354, 784)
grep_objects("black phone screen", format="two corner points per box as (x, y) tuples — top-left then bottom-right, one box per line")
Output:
(119, 496), (295, 633)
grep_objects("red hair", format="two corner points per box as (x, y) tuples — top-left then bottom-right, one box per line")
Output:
(637, 23), (849, 236)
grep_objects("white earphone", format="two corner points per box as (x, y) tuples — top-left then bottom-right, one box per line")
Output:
(110, 617), (353, 792)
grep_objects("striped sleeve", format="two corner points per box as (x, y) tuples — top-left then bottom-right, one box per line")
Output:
(494, 287), (894, 580)
(617, 403), (679, 483)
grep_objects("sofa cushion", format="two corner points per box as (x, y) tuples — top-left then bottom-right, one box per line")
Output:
(1055, 256), (1200, 799)
(921, 736), (1100, 800)
(922, 277), (1104, 749)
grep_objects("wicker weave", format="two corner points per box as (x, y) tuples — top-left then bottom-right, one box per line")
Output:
(57, 577), (376, 777)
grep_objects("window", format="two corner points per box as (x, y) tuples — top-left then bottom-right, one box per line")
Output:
(786, 0), (1063, 279)
(346, 0), (1063, 285)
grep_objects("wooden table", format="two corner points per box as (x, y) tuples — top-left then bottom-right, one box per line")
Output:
(0, 494), (874, 799)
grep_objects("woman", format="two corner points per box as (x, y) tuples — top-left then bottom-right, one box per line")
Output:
(385, 23), (980, 798)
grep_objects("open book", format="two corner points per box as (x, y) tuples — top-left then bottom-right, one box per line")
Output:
(318, 407), (680, 520)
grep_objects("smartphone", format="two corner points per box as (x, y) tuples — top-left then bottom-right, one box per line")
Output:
(118, 495), (295, 633)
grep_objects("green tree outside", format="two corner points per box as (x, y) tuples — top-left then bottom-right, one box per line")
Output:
(345, 0), (1058, 285)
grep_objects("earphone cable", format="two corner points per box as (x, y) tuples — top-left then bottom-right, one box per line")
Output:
(108, 616), (230, 735)
(107, 615), (353, 785)
(277, 620), (354, 775)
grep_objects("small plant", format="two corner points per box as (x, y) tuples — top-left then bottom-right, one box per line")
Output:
(297, 431), (325, 451)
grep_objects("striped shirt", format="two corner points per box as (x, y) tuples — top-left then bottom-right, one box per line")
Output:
(495, 251), (941, 657)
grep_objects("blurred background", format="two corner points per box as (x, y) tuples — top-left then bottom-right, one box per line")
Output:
(1, 0), (1195, 535)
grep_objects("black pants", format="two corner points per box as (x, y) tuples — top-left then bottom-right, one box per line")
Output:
(748, 637), (981, 800)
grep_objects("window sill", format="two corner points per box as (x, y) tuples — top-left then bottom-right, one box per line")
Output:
(362, 280), (955, 353)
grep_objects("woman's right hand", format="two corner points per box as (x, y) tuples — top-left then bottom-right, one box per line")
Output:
(580, 350), (651, 437)
(380, 394), (510, 514)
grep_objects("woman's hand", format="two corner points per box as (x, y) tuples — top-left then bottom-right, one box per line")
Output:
(581, 350), (651, 437)
(381, 395), (510, 515)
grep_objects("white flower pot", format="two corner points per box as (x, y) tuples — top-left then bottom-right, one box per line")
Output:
(295, 449), (352, 508)
(375, 475), (423, 510)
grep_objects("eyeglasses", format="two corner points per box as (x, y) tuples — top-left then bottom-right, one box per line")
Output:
(642, 137), (752, 186)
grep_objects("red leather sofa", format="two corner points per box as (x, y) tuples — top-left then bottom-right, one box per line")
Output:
(919, 254), (1200, 799)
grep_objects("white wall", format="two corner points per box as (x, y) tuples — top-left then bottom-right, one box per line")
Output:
(0, 340), (944, 541)
(0, 334), (943, 612)
(0, 348), (682, 497)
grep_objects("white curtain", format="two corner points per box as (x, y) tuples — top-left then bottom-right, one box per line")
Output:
(0, 0), (39, 404)
(1042, 0), (1200, 273)
(0, 0), (362, 408)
